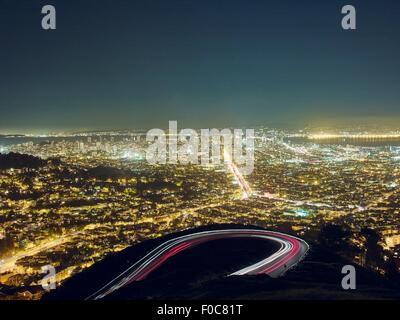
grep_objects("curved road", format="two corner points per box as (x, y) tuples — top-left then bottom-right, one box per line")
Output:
(87, 229), (309, 300)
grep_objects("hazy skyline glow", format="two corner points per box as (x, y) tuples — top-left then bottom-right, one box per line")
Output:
(1, 0), (400, 133)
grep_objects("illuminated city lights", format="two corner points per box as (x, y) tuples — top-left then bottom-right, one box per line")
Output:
(1, 127), (400, 299)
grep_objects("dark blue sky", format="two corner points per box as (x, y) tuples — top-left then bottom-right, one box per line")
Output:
(1, 0), (400, 133)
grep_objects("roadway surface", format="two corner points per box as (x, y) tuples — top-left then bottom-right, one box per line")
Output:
(87, 229), (309, 300)
(0, 231), (81, 274)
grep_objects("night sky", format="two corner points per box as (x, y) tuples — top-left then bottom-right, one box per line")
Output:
(1, 0), (400, 133)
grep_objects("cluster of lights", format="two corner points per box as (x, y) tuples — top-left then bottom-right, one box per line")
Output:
(293, 209), (310, 217)
(122, 151), (143, 160)
(309, 133), (400, 140)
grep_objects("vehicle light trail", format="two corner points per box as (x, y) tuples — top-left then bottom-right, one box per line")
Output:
(223, 146), (328, 208)
(224, 149), (252, 199)
(86, 229), (309, 300)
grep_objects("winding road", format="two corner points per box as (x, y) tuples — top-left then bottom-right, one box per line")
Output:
(86, 229), (309, 300)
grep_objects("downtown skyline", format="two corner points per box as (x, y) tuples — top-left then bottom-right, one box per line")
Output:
(1, 0), (400, 303)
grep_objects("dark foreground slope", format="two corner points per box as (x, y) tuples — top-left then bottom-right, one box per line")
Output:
(46, 224), (400, 300)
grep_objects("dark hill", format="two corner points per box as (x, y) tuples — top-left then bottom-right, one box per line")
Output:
(46, 224), (400, 300)
(0, 152), (45, 169)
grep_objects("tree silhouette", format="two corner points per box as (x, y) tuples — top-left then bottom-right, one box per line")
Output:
(318, 224), (351, 252)
(360, 227), (384, 269)
(384, 254), (400, 283)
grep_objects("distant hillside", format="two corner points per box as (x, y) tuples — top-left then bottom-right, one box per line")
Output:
(46, 224), (400, 300)
(0, 152), (45, 169)
(83, 166), (132, 179)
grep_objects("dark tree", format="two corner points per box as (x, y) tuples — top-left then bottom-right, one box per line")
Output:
(318, 224), (351, 252)
(0, 152), (45, 169)
(360, 228), (385, 269)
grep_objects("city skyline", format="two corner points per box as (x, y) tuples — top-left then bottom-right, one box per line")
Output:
(1, 0), (400, 303)
(2, 125), (400, 300)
